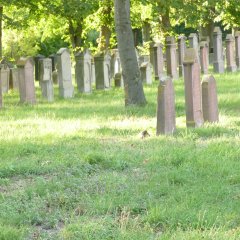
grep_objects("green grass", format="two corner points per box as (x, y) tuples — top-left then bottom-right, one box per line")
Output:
(0, 71), (240, 239)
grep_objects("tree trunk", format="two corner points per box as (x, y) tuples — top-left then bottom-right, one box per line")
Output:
(114, 0), (146, 106)
(68, 19), (83, 52)
(98, 25), (111, 52)
(0, 6), (3, 59)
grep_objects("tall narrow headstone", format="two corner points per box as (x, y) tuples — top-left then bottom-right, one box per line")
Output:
(39, 58), (54, 102)
(16, 57), (36, 104)
(10, 68), (19, 90)
(226, 34), (237, 72)
(235, 31), (240, 69)
(200, 41), (209, 74)
(213, 27), (224, 73)
(75, 50), (92, 93)
(94, 52), (111, 90)
(49, 54), (57, 72)
(178, 36), (187, 77)
(0, 60), (10, 93)
(202, 75), (219, 123)
(183, 48), (204, 128)
(156, 76), (176, 135)
(166, 36), (179, 79)
(91, 59), (96, 85)
(56, 48), (74, 98)
(150, 42), (164, 80)
(34, 54), (45, 81)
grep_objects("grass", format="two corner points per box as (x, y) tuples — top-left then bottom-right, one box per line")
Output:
(0, 71), (240, 239)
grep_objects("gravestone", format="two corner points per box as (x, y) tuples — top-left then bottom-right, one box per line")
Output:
(150, 42), (164, 80)
(0, 64), (3, 108)
(225, 34), (237, 72)
(200, 41), (209, 74)
(91, 59), (96, 85)
(49, 54), (57, 72)
(140, 62), (152, 85)
(156, 76), (176, 135)
(75, 50), (92, 93)
(235, 31), (240, 69)
(166, 36), (179, 80)
(52, 70), (59, 85)
(114, 73), (123, 87)
(111, 49), (121, 80)
(189, 33), (199, 49)
(39, 58), (54, 102)
(0, 59), (10, 93)
(183, 48), (204, 128)
(178, 36), (187, 77)
(56, 48), (74, 98)
(202, 75), (219, 123)
(34, 54), (45, 81)
(213, 27), (224, 73)
(94, 52), (111, 90)
(10, 68), (19, 90)
(16, 57), (36, 104)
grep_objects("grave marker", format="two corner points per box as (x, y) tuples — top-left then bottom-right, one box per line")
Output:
(213, 27), (224, 73)
(226, 34), (237, 72)
(200, 41), (209, 74)
(235, 31), (240, 69)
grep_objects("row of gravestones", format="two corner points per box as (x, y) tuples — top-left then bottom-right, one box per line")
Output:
(156, 48), (219, 135)
(0, 48), (126, 107)
(149, 27), (240, 82)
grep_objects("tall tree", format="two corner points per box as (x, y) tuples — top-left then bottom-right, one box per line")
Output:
(114, 0), (146, 106)
(0, 5), (3, 59)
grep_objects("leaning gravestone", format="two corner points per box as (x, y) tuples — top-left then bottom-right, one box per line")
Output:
(225, 34), (237, 72)
(56, 48), (74, 98)
(213, 27), (224, 73)
(178, 36), (187, 77)
(166, 36), (179, 80)
(140, 61), (152, 85)
(156, 76), (176, 135)
(75, 50), (92, 93)
(150, 42), (164, 80)
(0, 59), (10, 93)
(17, 57), (36, 104)
(94, 52), (111, 90)
(200, 41), (209, 74)
(183, 48), (204, 128)
(202, 75), (219, 123)
(39, 58), (54, 102)
(34, 54), (45, 81)
(235, 31), (240, 69)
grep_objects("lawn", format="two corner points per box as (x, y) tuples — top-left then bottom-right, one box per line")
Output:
(0, 71), (240, 240)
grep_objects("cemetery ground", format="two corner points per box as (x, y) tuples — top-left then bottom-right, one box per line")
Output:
(0, 71), (240, 240)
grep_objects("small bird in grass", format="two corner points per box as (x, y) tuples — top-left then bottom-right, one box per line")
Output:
(141, 130), (150, 139)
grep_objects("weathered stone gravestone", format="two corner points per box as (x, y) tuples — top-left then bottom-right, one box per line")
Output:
(91, 59), (96, 85)
(10, 68), (19, 90)
(52, 70), (59, 85)
(225, 34), (237, 72)
(200, 41), (209, 74)
(235, 31), (240, 69)
(49, 54), (57, 72)
(56, 48), (74, 98)
(34, 54), (45, 81)
(183, 48), (204, 128)
(150, 42), (165, 80)
(213, 27), (224, 73)
(202, 75), (219, 123)
(0, 64), (3, 108)
(166, 36), (179, 80)
(39, 58), (54, 102)
(140, 61), (152, 85)
(189, 33), (199, 49)
(94, 52), (111, 90)
(0, 59), (10, 93)
(17, 57), (36, 104)
(114, 73), (123, 87)
(178, 36), (187, 77)
(75, 50), (92, 93)
(156, 76), (176, 135)
(111, 49), (121, 79)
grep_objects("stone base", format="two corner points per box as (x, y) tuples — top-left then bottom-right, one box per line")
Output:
(213, 61), (225, 73)
(59, 87), (74, 98)
(226, 65), (237, 72)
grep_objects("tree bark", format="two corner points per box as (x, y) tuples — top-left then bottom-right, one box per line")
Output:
(68, 19), (83, 52)
(0, 6), (3, 59)
(98, 25), (111, 52)
(114, 0), (146, 106)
